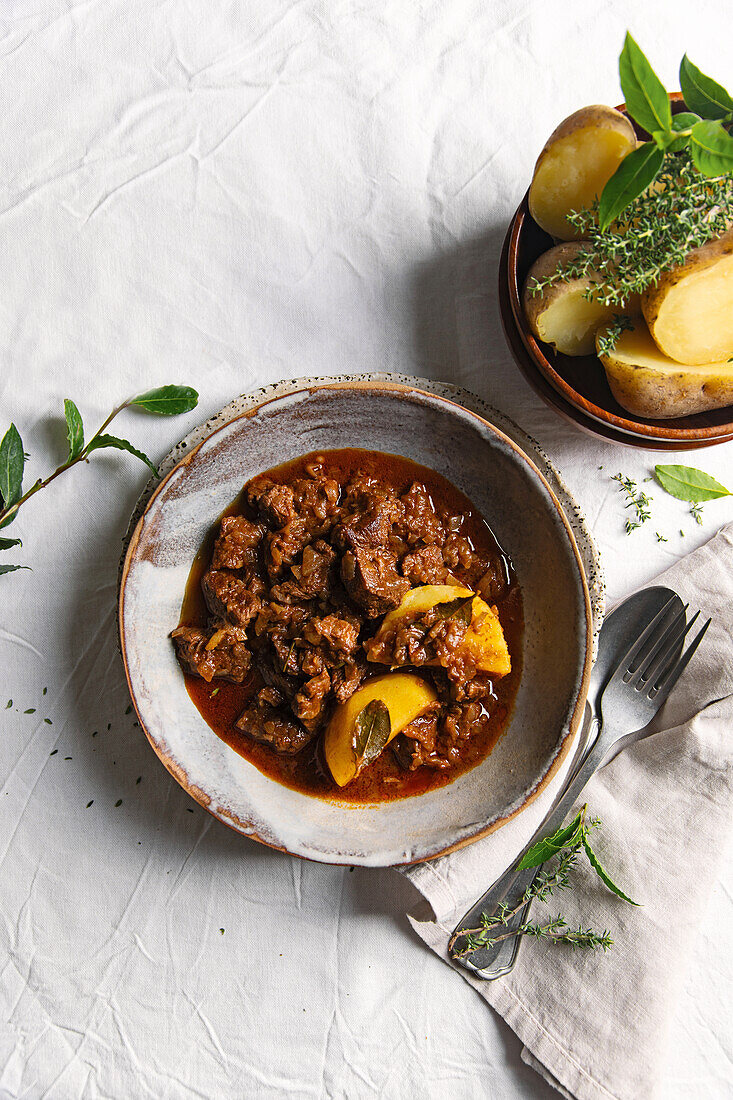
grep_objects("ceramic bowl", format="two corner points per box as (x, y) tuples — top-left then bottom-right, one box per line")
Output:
(500, 94), (733, 449)
(119, 380), (593, 866)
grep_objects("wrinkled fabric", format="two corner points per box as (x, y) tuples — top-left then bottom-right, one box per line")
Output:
(1, 0), (733, 1097)
(403, 526), (733, 1100)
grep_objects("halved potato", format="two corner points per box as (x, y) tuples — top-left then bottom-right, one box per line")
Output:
(370, 584), (511, 677)
(596, 319), (733, 418)
(528, 106), (637, 240)
(642, 230), (733, 364)
(523, 243), (637, 356)
(324, 672), (437, 787)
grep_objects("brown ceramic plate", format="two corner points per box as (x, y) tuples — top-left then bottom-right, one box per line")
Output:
(119, 379), (594, 866)
(501, 95), (733, 449)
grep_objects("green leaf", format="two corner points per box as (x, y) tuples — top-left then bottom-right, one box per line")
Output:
(0, 563), (30, 576)
(86, 434), (159, 476)
(599, 142), (664, 230)
(0, 425), (24, 509)
(517, 811), (584, 870)
(689, 119), (733, 177)
(129, 385), (199, 416)
(63, 399), (85, 461)
(655, 464), (731, 502)
(680, 55), (733, 121)
(352, 698), (392, 773)
(672, 112), (702, 131)
(659, 112), (701, 153)
(0, 537), (21, 550)
(582, 833), (639, 905)
(619, 33), (671, 135)
(433, 595), (475, 625)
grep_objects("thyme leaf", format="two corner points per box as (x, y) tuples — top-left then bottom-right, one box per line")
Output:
(611, 473), (652, 533)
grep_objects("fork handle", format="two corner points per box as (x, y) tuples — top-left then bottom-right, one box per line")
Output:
(450, 719), (611, 975)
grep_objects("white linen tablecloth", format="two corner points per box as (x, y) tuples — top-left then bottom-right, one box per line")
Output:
(1, 2), (732, 1097)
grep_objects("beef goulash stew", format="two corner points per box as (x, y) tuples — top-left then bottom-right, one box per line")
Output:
(172, 449), (523, 803)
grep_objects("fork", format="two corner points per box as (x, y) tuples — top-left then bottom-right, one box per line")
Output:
(449, 593), (711, 978)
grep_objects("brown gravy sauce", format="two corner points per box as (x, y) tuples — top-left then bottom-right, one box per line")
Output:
(179, 448), (523, 804)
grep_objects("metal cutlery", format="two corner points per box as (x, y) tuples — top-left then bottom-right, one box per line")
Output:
(449, 589), (711, 979)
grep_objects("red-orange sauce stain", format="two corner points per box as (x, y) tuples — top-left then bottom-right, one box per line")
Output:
(179, 448), (523, 804)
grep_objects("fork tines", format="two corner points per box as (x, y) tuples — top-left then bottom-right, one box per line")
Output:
(621, 595), (711, 701)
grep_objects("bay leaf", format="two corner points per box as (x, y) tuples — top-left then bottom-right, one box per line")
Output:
(353, 698), (391, 773)
(654, 464), (731, 503)
(433, 595), (474, 625)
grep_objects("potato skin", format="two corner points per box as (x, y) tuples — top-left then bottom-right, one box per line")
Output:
(642, 229), (733, 364)
(529, 106), (637, 240)
(596, 319), (733, 418)
(523, 242), (634, 356)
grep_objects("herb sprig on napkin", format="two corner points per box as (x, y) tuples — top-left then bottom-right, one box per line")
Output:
(449, 806), (636, 959)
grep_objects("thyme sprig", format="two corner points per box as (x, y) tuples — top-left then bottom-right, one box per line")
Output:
(528, 151), (733, 312)
(449, 806), (634, 960)
(0, 385), (198, 574)
(595, 315), (635, 356)
(611, 473), (653, 533)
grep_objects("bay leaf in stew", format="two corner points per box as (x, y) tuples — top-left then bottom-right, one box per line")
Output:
(353, 698), (392, 774)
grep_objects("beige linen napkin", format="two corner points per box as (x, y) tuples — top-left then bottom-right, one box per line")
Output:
(400, 523), (733, 1100)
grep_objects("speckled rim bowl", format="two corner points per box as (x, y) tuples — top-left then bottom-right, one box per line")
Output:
(119, 380), (594, 866)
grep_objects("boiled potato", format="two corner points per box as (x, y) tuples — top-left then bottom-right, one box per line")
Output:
(523, 242), (638, 356)
(370, 584), (511, 678)
(528, 106), (637, 240)
(642, 230), (733, 365)
(324, 672), (437, 787)
(596, 319), (733, 418)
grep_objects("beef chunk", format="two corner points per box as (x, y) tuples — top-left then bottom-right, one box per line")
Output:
(211, 515), (263, 571)
(441, 534), (489, 588)
(290, 476), (340, 533)
(476, 563), (507, 604)
(401, 544), (452, 586)
(340, 547), (410, 618)
(441, 701), (490, 748)
(255, 483), (296, 528)
(264, 518), (311, 578)
(302, 614), (359, 660)
(171, 624), (251, 683)
(399, 483), (447, 547)
(364, 606), (471, 672)
(202, 570), (262, 627)
(292, 669), (331, 732)
(330, 658), (368, 704)
(290, 540), (336, 598)
(236, 690), (313, 754)
(392, 707), (447, 770)
(395, 701), (488, 771)
(333, 475), (404, 550)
